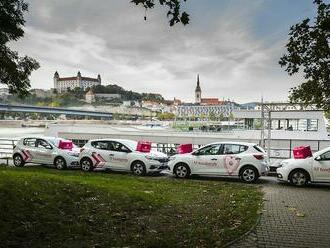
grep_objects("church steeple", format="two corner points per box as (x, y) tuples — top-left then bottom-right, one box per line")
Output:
(195, 74), (202, 104)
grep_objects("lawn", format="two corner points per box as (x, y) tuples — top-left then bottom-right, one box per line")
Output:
(0, 166), (263, 248)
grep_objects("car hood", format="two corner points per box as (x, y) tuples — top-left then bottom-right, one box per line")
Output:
(147, 151), (168, 158)
(60, 147), (80, 155)
(281, 157), (313, 165)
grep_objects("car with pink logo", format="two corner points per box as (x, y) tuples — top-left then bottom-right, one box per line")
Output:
(168, 142), (269, 183)
(79, 139), (169, 175)
(12, 137), (80, 169)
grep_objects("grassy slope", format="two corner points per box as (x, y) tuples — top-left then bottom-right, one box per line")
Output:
(0, 167), (263, 248)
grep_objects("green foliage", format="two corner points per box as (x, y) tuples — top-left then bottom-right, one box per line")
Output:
(0, 0), (39, 97)
(208, 111), (216, 121)
(131, 0), (189, 26)
(0, 167), (262, 247)
(92, 85), (165, 102)
(157, 112), (175, 120)
(279, 0), (330, 110)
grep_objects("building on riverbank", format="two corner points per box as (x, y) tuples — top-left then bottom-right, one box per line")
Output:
(54, 71), (101, 93)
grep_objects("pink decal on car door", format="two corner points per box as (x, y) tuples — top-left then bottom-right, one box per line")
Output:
(223, 155), (240, 175)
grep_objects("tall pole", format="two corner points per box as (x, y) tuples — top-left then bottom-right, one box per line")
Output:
(260, 97), (265, 147)
(267, 111), (271, 163)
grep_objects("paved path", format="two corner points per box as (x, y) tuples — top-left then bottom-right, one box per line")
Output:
(231, 177), (330, 248)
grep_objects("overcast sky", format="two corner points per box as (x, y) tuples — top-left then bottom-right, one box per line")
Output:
(10, 0), (317, 103)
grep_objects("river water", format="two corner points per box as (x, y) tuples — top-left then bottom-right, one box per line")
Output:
(0, 127), (45, 139)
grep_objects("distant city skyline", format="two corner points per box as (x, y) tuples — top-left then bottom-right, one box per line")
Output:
(11, 0), (315, 102)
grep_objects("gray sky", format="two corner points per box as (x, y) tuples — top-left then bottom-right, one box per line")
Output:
(11, 0), (315, 103)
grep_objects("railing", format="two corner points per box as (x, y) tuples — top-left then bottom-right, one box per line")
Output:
(0, 138), (18, 165)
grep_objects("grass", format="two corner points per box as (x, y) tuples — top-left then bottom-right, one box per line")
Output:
(0, 166), (263, 248)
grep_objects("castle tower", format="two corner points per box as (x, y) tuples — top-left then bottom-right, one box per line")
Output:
(77, 71), (82, 87)
(195, 74), (201, 104)
(54, 71), (59, 89)
(97, 74), (101, 84)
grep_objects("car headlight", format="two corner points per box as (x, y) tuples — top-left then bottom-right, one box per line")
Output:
(145, 155), (158, 160)
(68, 152), (79, 157)
(278, 161), (289, 168)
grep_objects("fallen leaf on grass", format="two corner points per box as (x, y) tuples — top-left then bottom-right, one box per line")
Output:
(296, 212), (305, 217)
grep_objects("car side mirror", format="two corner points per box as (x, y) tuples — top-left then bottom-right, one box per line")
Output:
(315, 156), (321, 161)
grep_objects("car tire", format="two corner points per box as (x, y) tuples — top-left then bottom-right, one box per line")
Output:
(240, 166), (259, 183)
(54, 157), (67, 170)
(131, 161), (146, 176)
(13, 154), (25, 167)
(80, 158), (94, 172)
(289, 170), (309, 187)
(174, 163), (191, 179)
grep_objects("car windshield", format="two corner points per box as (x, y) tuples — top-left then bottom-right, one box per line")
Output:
(253, 145), (265, 153)
(122, 140), (138, 150)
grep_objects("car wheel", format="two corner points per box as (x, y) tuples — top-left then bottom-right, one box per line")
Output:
(80, 158), (94, 172)
(131, 161), (146, 176)
(54, 157), (67, 170)
(289, 170), (309, 187)
(174, 163), (191, 179)
(13, 154), (25, 167)
(240, 166), (259, 183)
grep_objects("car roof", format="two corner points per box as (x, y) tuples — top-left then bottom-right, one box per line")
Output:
(207, 141), (257, 146)
(89, 138), (138, 144)
(19, 136), (66, 141)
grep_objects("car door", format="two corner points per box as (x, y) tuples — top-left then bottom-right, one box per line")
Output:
(220, 144), (248, 176)
(107, 141), (131, 171)
(313, 151), (330, 181)
(22, 138), (38, 163)
(191, 144), (222, 174)
(34, 139), (54, 164)
(90, 140), (111, 168)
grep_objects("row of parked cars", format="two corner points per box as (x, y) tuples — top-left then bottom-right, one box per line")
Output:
(12, 136), (330, 186)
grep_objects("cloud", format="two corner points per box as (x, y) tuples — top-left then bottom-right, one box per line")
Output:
(10, 0), (301, 103)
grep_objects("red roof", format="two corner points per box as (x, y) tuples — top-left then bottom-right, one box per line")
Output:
(58, 77), (77, 81)
(58, 76), (99, 82)
(201, 98), (219, 105)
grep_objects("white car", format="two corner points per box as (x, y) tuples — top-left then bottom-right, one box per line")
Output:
(79, 139), (169, 175)
(168, 142), (269, 183)
(277, 147), (330, 186)
(12, 137), (80, 169)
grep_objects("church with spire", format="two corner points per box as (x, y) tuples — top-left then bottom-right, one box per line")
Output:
(176, 74), (238, 118)
(53, 71), (101, 93)
(195, 74), (202, 104)
(194, 74), (223, 105)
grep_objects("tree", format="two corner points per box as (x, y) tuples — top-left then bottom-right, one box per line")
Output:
(279, 0), (329, 110)
(209, 111), (216, 121)
(131, 0), (189, 26)
(0, 0), (39, 97)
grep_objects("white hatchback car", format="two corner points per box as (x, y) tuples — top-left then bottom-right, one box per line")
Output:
(168, 142), (269, 183)
(277, 147), (330, 186)
(12, 137), (80, 169)
(79, 139), (169, 175)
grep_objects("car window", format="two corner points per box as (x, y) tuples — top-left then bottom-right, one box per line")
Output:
(222, 144), (248, 155)
(194, 144), (221, 156)
(37, 139), (52, 149)
(23, 138), (37, 147)
(320, 151), (330, 160)
(110, 141), (131, 153)
(91, 141), (109, 150)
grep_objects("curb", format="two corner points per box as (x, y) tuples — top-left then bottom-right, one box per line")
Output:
(223, 213), (261, 248)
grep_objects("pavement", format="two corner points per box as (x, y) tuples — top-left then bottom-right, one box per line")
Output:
(230, 177), (330, 248)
